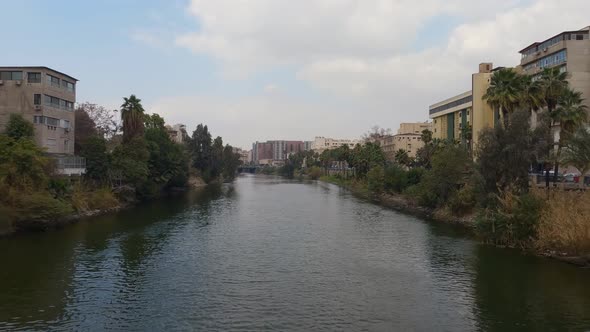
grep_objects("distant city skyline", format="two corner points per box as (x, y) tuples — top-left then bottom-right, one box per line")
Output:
(3, 0), (590, 149)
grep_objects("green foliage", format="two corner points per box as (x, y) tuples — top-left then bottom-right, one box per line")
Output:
(121, 95), (146, 143)
(222, 145), (240, 181)
(476, 110), (546, 195)
(367, 165), (385, 193)
(561, 128), (590, 178)
(476, 192), (544, 248)
(112, 137), (149, 186)
(0, 135), (49, 191)
(383, 164), (408, 193)
(350, 142), (385, 178)
(5, 114), (34, 140)
(406, 167), (424, 187)
(80, 136), (110, 182)
(144, 113), (166, 130)
(10, 191), (73, 225)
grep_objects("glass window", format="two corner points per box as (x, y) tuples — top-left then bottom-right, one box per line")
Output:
(34, 116), (44, 124)
(0, 71), (23, 80)
(47, 74), (60, 87)
(34, 94), (41, 105)
(45, 117), (59, 126)
(28, 72), (41, 83)
(62, 120), (70, 129)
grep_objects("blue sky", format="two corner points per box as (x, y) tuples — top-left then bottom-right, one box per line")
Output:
(2, 0), (587, 148)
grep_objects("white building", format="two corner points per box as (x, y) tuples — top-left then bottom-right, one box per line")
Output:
(311, 137), (361, 154)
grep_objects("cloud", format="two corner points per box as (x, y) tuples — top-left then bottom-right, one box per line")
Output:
(170, 0), (590, 147)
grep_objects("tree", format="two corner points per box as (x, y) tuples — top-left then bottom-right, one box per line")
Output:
(476, 110), (545, 195)
(539, 67), (569, 120)
(0, 135), (49, 191)
(120, 95), (146, 143)
(210, 136), (224, 178)
(77, 102), (119, 138)
(350, 142), (386, 178)
(551, 88), (589, 181)
(561, 128), (590, 187)
(362, 126), (392, 142)
(189, 124), (214, 181)
(144, 113), (166, 130)
(420, 129), (433, 145)
(394, 149), (411, 167)
(74, 108), (98, 154)
(111, 137), (149, 186)
(79, 136), (110, 182)
(222, 145), (240, 181)
(483, 68), (523, 126)
(5, 114), (34, 140)
(519, 74), (545, 115)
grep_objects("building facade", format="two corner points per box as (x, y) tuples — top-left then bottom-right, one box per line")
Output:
(311, 136), (361, 154)
(252, 140), (307, 165)
(0, 67), (77, 154)
(379, 133), (424, 160)
(429, 63), (495, 150)
(397, 122), (432, 135)
(519, 26), (590, 129)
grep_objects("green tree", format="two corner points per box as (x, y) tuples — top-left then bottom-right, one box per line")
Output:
(551, 88), (588, 181)
(0, 135), (49, 191)
(79, 136), (110, 182)
(350, 142), (386, 178)
(561, 128), (590, 187)
(539, 67), (569, 120)
(210, 136), (224, 179)
(222, 145), (240, 181)
(121, 95), (146, 143)
(5, 114), (34, 140)
(74, 108), (98, 154)
(189, 124), (212, 173)
(394, 149), (411, 167)
(111, 137), (149, 186)
(483, 68), (523, 126)
(144, 113), (166, 130)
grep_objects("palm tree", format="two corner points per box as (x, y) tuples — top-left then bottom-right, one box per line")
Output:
(483, 68), (523, 126)
(538, 67), (569, 120)
(551, 88), (589, 181)
(121, 95), (146, 142)
(519, 74), (545, 119)
(394, 149), (411, 168)
(561, 128), (590, 188)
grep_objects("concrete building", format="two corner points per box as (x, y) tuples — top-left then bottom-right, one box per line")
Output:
(379, 133), (424, 160)
(252, 140), (307, 165)
(167, 124), (187, 144)
(429, 63), (495, 149)
(0, 66), (85, 175)
(397, 122), (432, 135)
(311, 137), (361, 154)
(519, 26), (590, 131)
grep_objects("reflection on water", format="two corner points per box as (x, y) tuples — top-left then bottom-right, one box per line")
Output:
(0, 175), (588, 331)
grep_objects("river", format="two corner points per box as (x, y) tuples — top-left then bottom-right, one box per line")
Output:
(0, 174), (589, 331)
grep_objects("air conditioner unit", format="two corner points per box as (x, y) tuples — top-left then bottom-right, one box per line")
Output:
(543, 48), (548, 52)
(15, 80), (22, 86)
(34, 105), (42, 111)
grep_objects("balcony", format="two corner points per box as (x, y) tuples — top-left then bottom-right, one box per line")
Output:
(54, 156), (86, 176)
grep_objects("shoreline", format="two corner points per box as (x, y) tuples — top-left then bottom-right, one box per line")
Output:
(319, 176), (590, 268)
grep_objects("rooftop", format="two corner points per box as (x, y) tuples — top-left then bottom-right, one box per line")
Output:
(519, 26), (590, 54)
(0, 66), (78, 81)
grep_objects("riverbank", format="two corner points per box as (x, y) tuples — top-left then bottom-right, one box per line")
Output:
(319, 175), (590, 268)
(0, 176), (211, 238)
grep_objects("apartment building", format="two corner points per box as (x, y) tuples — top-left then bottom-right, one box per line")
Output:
(0, 67), (77, 154)
(519, 26), (590, 128)
(252, 140), (307, 165)
(311, 137), (361, 154)
(167, 123), (187, 144)
(379, 133), (424, 160)
(429, 63), (495, 149)
(397, 122), (432, 135)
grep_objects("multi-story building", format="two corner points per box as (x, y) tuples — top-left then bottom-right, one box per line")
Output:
(519, 26), (590, 129)
(0, 66), (85, 175)
(311, 137), (361, 154)
(252, 140), (306, 165)
(397, 122), (432, 135)
(429, 63), (496, 149)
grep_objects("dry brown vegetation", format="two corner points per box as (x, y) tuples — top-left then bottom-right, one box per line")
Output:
(535, 189), (590, 255)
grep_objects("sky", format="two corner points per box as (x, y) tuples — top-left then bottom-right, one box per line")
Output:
(2, 0), (590, 149)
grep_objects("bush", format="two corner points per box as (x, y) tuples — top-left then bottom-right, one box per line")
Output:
(448, 184), (477, 216)
(367, 165), (385, 193)
(11, 191), (73, 226)
(72, 186), (120, 212)
(476, 191), (543, 248)
(383, 164), (408, 193)
(406, 167), (425, 187)
(536, 189), (590, 255)
(308, 166), (322, 180)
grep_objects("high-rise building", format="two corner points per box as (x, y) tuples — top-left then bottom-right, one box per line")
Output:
(252, 140), (307, 165)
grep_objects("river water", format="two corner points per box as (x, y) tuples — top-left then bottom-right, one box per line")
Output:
(0, 175), (589, 331)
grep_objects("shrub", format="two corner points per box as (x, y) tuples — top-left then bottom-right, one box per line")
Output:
(448, 184), (477, 216)
(308, 166), (322, 180)
(11, 191), (73, 225)
(406, 167), (425, 187)
(476, 190), (543, 248)
(367, 165), (385, 193)
(536, 189), (590, 255)
(383, 164), (408, 193)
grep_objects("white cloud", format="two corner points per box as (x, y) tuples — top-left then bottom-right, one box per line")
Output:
(168, 0), (590, 147)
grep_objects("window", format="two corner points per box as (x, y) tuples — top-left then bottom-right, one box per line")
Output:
(577, 34), (584, 40)
(61, 120), (70, 129)
(28, 72), (41, 83)
(45, 117), (60, 126)
(46, 74), (60, 87)
(0, 71), (23, 80)
(34, 116), (44, 124)
(46, 139), (57, 147)
(61, 80), (75, 92)
(34, 94), (41, 105)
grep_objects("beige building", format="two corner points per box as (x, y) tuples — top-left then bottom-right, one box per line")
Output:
(519, 26), (590, 131)
(379, 133), (424, 160)
(0, 67), (77, 155)
(167, 123), (187, 144)
(397, 122), (432, 135)
(311, 136), (361, 154)
(429, 63), (495, 150)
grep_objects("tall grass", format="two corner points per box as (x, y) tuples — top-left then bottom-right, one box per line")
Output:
(535, 189), (590, 255)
